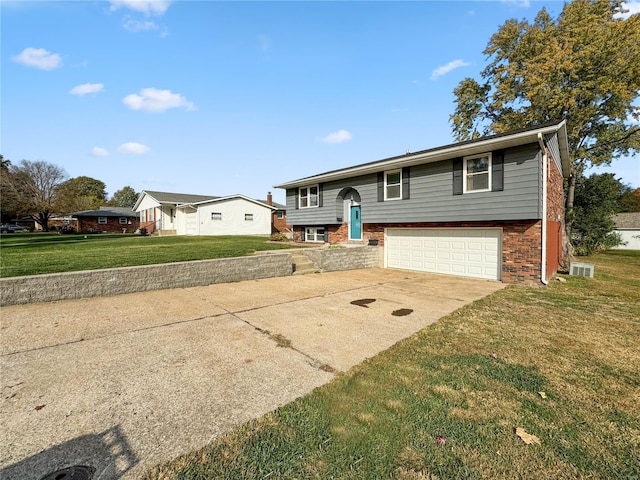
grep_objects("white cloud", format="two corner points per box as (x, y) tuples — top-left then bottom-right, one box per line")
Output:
(430, 59), (471, 80)
(321, 129), (352, 144)
(615, 1), (640, 19)
(12, 47), (61, 70)
(91, 147), (109, 157)
(122, 17), (159, 32)
(109, 0), (170, 15)
(123, 88), (195, 113)
(69, 83), (104, 96)
(118, 142), (150, 154)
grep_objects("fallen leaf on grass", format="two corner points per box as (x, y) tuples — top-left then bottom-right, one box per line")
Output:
(515, 427), (540, 445)
(538, 391), (547, 399)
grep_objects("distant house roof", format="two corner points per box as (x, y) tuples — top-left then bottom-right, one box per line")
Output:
(134, 190), (285, 211)
(257, 198), (286, 210)
(614, 212), (640, 229)
(139, 190), (219, 205)
(181, 194), (276, 211)
(73, 206), (137, 218)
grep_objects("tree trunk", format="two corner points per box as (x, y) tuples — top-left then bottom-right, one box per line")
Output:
(36, 212), (50, 232)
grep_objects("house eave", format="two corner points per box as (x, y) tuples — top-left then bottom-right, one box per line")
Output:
(274, 121), (570, 189)
(176, 194), (277, 210)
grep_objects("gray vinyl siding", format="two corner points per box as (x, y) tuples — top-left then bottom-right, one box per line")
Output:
(544, 132), (563, 176)
(286, 144), (542, 225)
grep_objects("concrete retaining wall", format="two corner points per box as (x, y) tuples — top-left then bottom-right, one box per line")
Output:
(304, 246), (380, 272)
(0, 247), (382, 306)
(0, 253), (293, 306)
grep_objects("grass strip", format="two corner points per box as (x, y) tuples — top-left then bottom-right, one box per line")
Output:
(143, 250), (640, 480)
(0, 235), (299, 277)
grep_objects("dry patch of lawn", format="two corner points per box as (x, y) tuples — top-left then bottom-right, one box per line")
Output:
(143, 250), (640, 480)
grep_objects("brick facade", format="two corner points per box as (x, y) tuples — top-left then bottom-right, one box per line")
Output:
(77, 216), (139, 233)
(295, 220), (544, 284)
(545, 149), (565, 279)
(272, 211), (290, 234)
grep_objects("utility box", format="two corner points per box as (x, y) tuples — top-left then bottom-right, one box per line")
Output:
(569, 261), (595, 278)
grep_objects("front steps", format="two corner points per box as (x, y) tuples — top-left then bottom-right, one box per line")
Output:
(291, 251), (319, 275)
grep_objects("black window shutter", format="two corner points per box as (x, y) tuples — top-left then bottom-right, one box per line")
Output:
(402, 167), (410, 200)
(377, 172), (384, 202)
(292, 189), (299, 210)
(452, 158), (463, 195)
(492, 150), (504, 191)
(323, 228), (329, 242)
(318, 183), (323, 207)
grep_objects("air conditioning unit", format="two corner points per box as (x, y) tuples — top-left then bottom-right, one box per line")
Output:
(570, 261), (595, 278)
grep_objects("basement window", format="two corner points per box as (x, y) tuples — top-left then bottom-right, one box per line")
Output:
(305, 227), (325, 242)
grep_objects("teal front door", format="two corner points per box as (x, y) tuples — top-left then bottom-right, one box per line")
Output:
(350, 205), (362, 240)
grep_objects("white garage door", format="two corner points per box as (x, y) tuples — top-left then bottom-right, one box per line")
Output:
(185, 211), (198, 235)
(385, 228), (501, 281)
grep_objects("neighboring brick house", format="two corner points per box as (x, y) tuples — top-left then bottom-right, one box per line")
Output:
(73, 207), (139, 233)
(275, 121), (570, 285)
(262, 192), (290, 235)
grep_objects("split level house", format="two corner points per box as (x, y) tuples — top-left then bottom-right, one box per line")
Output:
(134, 190), (287, 236)
(275, 120), (570, 285)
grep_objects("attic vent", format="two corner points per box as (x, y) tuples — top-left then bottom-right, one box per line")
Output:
(569, 262), (594, 278)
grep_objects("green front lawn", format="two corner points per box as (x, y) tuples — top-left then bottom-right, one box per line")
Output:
(0, 234), (298, 278)
(143, 250), (640, 480)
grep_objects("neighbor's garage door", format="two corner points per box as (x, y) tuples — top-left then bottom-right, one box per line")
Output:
(385, 228), (501, 281)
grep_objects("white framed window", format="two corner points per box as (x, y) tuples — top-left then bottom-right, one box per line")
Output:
(277, 211), (284, 219)
(305, 227), (325, 242)
(141, 211), (146, 223)
(119, 217), (127, 224)
(245, 213), (254, 221)
(463, 153), (492, 192)
(98, 217), (107, 225)
(299, 185), (319, 208)
(385, 170), (402, 200)
(211, 212), (222, 220)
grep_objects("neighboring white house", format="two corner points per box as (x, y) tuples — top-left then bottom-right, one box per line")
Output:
(133, 190), (276, 236)
(612, 212), (640, 250)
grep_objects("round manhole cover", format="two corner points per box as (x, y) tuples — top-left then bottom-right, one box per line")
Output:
(39, 465), (95, 480)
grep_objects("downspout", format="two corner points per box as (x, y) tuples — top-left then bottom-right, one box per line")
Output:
(538, 132), (548, 285)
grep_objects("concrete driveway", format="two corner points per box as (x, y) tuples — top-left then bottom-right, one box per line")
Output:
(0, 268), (504, 480)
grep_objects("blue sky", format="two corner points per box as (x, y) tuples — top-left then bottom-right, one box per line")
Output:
(2, 1), (639, 204)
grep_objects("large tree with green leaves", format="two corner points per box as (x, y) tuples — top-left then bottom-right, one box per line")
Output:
(572, 173), (625, 254)
(107, 186), (139, 208)
(56, 175), (107, 213)
(2, 159), (68, 231)
(450, 0), (640, 257)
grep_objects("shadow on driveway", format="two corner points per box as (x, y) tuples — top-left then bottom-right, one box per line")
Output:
(1, 425), (137, 480)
